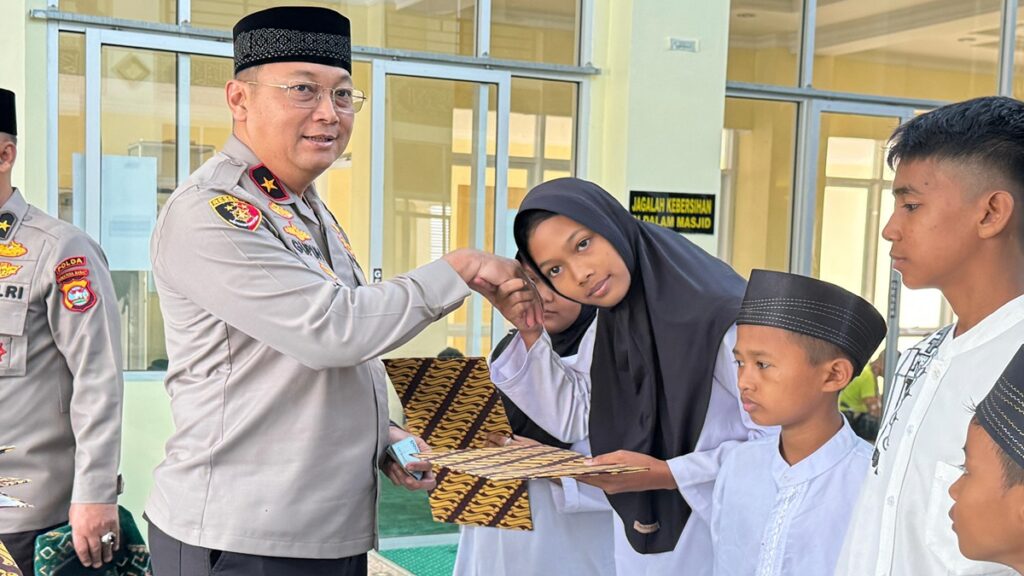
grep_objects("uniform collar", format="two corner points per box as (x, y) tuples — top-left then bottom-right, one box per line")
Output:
(772, 417), (862, 487)
(0, 188), (29, 242)
(222, 134), (310, 206)
(948, 293), (1024, 358)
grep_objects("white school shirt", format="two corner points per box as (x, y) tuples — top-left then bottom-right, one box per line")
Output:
(710, 418), (871, 576)
(494, 324), (774, 576)
(834, 294), (1024, 576)
(454, 322), (616, 576)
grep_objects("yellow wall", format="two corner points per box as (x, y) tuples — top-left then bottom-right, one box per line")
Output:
(723, 98), (796, 278)
(728, 45), (998, 103)
(589, 0), (731, 255)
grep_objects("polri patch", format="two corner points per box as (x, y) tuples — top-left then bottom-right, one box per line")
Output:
(0, 241), (27, 258)
(210, 195), (262, 231)
(248, 164), (289, 202)
(0, 262), (21, 279)
(0, 213), (15, 241)
(0, 283), (24, 301)
(268, 203), (294, 219)
(54, 256), (87, 276)
(61, 278), (97, 312)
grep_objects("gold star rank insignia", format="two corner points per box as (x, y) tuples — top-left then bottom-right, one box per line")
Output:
(248, 164), (289, 202)
(0, 213), (14, 241)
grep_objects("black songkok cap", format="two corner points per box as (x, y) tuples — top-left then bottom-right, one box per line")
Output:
(0, 89), (15, 136)
(737, 269), (887, 374)
(977, 345), (1024, 470)
(232, 7), (352, 74)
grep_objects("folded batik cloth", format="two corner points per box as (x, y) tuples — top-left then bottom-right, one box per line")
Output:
(384, 357), (533, 530)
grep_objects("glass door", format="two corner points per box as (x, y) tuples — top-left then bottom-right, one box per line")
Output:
(810, 105), (951, 387)
(371, 61), (511, 358)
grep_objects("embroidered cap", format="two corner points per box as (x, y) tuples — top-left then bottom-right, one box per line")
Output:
(737, 269), (887, 374)
(0, 88), (15, 136)
(977, 345), (1024, 469)
(232, 6), (352, 74)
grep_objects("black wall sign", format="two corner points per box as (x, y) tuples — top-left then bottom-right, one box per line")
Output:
(628, 191), (715, 235)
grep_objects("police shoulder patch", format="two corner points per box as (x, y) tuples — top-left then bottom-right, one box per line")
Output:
(61, 278), (97, 312)
(209, 195), (262, 231)
(54, 256), (87, 277)
(248, 164), (289, 202)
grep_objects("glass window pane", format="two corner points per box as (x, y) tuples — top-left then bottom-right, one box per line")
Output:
(101, 46), (177, 371)
(59, 0), (175, 24)
(727, 2), (802, 86)
(491, 0), (579, 65)
(383, 76), (497, 358)
(58, 32), (85, 225)
(721, 98), (797, 278)
(189, 1), (475, 57)
(816, 113), (899, 300)
(1014, 0), (1024, 98)
(189, 56), (233, 173)
(817, 112), (949, 352)
(508, 77), (577, 210)
(813, 0), (999, 100)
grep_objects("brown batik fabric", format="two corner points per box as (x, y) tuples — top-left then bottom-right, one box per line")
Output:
(0, 539), (23, 576)
(418, 445), (647, 481)
(383, 357), (533, 530)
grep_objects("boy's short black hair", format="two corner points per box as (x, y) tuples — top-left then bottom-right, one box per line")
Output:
(887, 96), (1024, 200)
(787, 331), (859, 385)
(971, 416), (1024, 490)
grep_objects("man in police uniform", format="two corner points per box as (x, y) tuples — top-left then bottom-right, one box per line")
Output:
(0, 89), (124, 572)
(145, 7), (540, 576)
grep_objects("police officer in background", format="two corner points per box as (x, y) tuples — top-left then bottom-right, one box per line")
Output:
(145, 7), (540, 576)
(0, 88), (124, 572)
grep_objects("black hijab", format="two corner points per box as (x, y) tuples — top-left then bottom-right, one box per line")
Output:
(513, 178), (744, 554)
(490, 303), (598, 450)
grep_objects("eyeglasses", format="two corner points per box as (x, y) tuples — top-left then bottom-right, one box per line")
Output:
(247, 81), (366, 114)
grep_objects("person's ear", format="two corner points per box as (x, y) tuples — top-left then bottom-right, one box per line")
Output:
(821, 358), (854, 393)
(225, 80), (251, 123)
(0, 138), (17, 174)
(977, 189), (1014, 240)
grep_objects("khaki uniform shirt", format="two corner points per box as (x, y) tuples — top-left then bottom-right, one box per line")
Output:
(0, 189), (123, 533)
(146, 136), (470, 559)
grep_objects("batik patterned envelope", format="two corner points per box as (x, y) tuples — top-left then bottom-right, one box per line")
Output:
(417, 444), (648, 481)
(384, 357), (533, 530)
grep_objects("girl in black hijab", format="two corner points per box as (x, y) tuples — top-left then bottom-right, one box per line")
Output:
(454, 257), (614, 576)
(510, 178), (768, 570)
(489, 254), (598, 447)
